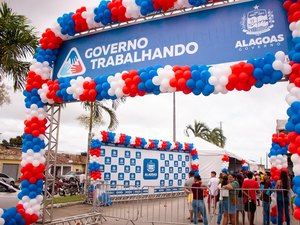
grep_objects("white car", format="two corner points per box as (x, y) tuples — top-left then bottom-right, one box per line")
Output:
(0, 180), (19, 209)
(0, 173), (15, 185)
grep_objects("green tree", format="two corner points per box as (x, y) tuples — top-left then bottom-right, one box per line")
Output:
(9, 135), (22, 147)
(77, 101), (120, 131)
(0, 2), (38, 91)
(209, 128), (226, 148)
(184, 120), (226, 148)
(184, 120), (210, 140)
(1, 139), (9, 148)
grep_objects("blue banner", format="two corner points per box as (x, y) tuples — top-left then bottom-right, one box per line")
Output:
(53, 0), (291, 80)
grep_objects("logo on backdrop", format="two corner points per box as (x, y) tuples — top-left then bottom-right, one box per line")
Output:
(58, 47), (86, 77)
(241, 5), (274, 36)
(143, 159), (158, 180)
(236, 5), (284, 51)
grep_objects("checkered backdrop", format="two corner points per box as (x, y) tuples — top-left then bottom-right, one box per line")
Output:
(99, 145), (190, 192)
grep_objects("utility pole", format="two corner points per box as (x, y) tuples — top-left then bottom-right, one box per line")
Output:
(220, 121), (223, 131)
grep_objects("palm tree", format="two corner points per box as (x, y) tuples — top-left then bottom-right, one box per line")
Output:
(184, 120), (226, 148)
(184, 120), (210, 140)
(0, 2), (38, 90)
(209, 127), (226, 148)
(77, 101), (119, 131)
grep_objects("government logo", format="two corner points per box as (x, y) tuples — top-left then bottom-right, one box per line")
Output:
(240, 5), (274, 36)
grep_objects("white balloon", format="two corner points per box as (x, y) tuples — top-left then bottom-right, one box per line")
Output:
(283, 64), (292, 75)
(0, 218), (4, 225)
(275, 51), (286, 62)
(293, 164), (300, 176)
(289, 22), (296, 31)
(208, 76), (217, 85)
(272, 60), (283, 71)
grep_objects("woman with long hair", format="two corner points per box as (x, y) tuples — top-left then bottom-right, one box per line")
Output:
(222, 174), (240, 225)
(217, 175), (228, 225)
(275, 170), (291, 225)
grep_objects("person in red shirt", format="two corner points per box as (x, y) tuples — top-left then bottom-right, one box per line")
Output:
(191, 175), (208, 225)
(242, 171), (260, 225)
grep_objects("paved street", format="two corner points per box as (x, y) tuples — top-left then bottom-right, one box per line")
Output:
(50, 197), (300, 225)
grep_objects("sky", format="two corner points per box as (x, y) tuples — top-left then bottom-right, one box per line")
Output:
(0, 0), (290, 165)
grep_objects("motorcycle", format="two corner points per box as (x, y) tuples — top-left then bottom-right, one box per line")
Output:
(58, 179), (79, 196)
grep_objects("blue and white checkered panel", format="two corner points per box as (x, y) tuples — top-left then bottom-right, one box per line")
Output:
(99, 146), (190, 190)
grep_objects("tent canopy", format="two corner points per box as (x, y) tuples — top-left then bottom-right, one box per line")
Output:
(183, 137), (246, 181)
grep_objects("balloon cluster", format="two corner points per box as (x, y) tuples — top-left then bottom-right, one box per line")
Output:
(174, 0), (192, 9)
(241, 159), (248, 172)
(72, 7), (88, 32)
(122, 70), (146, 97)
(283, 2), (300, 220)
(34, 47), (58, 67)
(170, 66), (192, 94)
(268, 133), (289, 180)
(38, 80), (63, 104)
(0, 208), (25, 225)
(249, 52), (287, 88)
(91, 131), (199, 175)
(152, 65), (176, 93)
(108, 0), (130, 22)
(39, 28), (63, 50)
(57, 13), (76, 36)
(15, 0), (294, 224)
(25, 71), (48, 92)
(137, 66), (160, 95)
(89, 138), (102, 184)
(268, 132), (290, 223)
(135, 0), (156, 15)
(221, 155), (229, 173)
(93, 1), (112, 25)
(208, 65), (231, 94)
(226, 62), (255, 91)
(123, 0), (142, 19)
(153, 0), (177, 11)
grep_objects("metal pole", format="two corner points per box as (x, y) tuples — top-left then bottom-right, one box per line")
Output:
(84, 102), (94, 202)
(173, 93), (176, 142)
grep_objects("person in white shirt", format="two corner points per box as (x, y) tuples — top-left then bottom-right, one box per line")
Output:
(208, 171), (219, 214)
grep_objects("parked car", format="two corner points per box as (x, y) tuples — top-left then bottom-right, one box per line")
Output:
(60, 171), (84, 182)
(0, 180), (19, 209)
(0, 173), (15, 185)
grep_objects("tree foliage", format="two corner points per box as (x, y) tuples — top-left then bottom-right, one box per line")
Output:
(185, 120), (226, 148)
(0, 2), (38, 90)
(77, 98), (125, 131)
(1, 135), (22, 147)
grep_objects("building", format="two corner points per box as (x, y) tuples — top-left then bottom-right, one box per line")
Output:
(0, 145), (87, 181)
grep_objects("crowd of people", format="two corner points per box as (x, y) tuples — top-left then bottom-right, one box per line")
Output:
(184, 170), (293, 225)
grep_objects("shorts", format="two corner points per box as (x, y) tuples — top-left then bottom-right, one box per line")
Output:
(244, 201), (256, 213)
(222, 199), (237, 215)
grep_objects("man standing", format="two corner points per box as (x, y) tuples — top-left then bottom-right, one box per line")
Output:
(262, 172), (271, 225)
(242, 172), (260, 225)
(208, 171), (219, 214)
(185, 171), (195, 221)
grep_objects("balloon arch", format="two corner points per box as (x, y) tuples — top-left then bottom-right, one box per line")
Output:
(1, 0), (300, 224)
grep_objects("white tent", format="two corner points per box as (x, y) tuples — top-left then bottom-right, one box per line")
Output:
(183, 137), (245, 182)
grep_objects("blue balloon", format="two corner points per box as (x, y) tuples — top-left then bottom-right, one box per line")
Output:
(293, 176), (300, 186)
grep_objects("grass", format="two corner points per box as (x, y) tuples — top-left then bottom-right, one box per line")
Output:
(52, 194), (85, 204)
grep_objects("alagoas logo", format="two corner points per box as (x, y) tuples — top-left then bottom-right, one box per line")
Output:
(58, 47), (86, 77)
(241, 5), (274, 36)
(235, 5), (285, 51)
